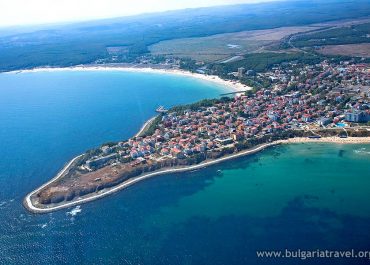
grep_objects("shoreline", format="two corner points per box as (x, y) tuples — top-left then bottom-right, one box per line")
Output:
(23, 136), (370, 214)
(281, 136), (370, 144)
(23, 154), (84, 213)
(135, 116), (157, 137)
(5, 65), (251, 93)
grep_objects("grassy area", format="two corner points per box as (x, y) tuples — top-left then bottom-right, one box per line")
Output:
(169, 97), (233, 114)
(291, 22), (370, 47)
(210, 52), (323, 74)
(149, 26), (317, 62)
(318, 43), (370, 58)
(142, 115), (163, 137)
(150, 36), (264, 62)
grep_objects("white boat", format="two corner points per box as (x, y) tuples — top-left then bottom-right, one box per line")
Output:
(156, 106), (168, 113)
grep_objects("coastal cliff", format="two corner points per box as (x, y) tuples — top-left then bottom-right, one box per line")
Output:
(34, 149), (230, 205)
(28, 128), (370, 211)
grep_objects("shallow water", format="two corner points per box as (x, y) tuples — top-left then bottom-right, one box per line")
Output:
(0, 71), (370, 265)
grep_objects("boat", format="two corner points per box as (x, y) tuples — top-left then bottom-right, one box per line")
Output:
(156, 106), (168, 113)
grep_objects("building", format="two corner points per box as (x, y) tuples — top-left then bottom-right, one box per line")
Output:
(345, 110), (370, 123)
(317, 117), (332, 127)
(237, 67), (245, 78)
(86, 154), (117, 169)
(215, 138), (233, 145)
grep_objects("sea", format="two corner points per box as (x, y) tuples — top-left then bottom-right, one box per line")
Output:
(0, 70), (370, 265)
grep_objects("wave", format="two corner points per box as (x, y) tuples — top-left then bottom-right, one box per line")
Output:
(66, 206), (82, 217)
(354, 148), (370, 155)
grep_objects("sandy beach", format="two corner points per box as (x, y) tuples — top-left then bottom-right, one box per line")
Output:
(8, 65), (251, 93)
(279, 137), (370, 144)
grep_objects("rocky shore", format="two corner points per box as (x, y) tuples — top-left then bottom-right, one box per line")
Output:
(24, 135), (370, 214)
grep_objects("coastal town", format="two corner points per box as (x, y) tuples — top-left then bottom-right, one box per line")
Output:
(81, 59), (370, 172)
(28, 58), (370, 209)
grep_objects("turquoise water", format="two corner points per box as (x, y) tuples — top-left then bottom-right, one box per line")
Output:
(1, 71), (370, 265)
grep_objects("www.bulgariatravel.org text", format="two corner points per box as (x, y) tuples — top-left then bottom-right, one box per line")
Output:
(256, 249), (370, 260)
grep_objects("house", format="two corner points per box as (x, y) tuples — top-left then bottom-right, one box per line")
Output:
(215, 138), (233, 145)
(231, 133), (244, 141)
(303, 114), (312, 122)
(317, 117), (332, 127)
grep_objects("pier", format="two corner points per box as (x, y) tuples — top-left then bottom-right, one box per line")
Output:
(220, 90), (249, 96)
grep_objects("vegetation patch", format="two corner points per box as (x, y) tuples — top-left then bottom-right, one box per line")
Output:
(291, 22), (370, 47)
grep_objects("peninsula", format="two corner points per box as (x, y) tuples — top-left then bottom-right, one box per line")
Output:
(24, 59), (370, 214)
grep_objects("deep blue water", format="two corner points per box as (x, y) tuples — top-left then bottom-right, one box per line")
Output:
(1, 71), (370, 265)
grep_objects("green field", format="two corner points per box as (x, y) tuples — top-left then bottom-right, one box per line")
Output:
(291, 22), (370, 47)
(211, 52), (323, 73)
(149, 26), (316, 62)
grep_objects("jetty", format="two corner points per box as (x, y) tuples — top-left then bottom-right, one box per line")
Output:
(220, 90), (249, 96)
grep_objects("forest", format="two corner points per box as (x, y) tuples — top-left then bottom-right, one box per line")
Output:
(0, 0), (369, 71)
